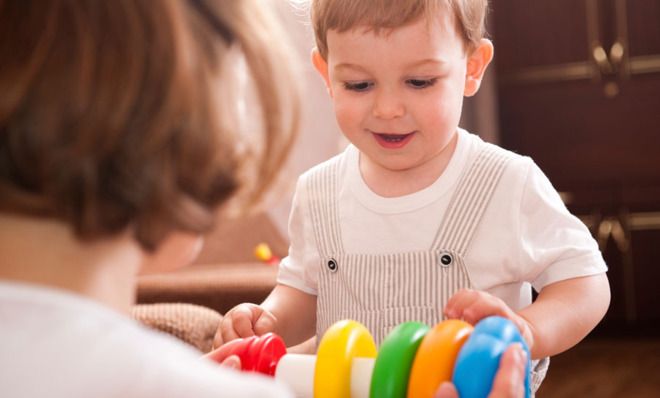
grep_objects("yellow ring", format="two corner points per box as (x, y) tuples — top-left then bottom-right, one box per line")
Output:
(314, 320), (377, 398)
(407, 319), (473, 398)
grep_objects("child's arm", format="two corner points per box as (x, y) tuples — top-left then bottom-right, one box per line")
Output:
(262, 284), (317, 345)
(444, 273), (610, 359)
(517, 273), (609, 358)
(214, 284), (316, 348)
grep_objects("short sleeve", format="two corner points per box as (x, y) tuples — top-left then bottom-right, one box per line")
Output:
(276, 175), (320, 295)
(516, 161), (607, 291)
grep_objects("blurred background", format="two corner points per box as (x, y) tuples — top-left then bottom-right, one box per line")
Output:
(139, 1), (660, 396)
(483, 1), (660, 396)
(488, 0), (660, 336)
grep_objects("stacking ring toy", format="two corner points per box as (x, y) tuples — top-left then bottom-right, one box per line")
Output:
(211, 333), (286, 376)
(407, 319), (473, 397)
(314, 320), (377, 398)
(452, 316), (531, 398)
(243, 332), (287, 375)
(210, 335), (258, 364)
(369, 322), (430, 398)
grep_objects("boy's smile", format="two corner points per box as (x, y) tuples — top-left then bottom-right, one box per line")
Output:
(313, 12), (492, 196)
(372, 131), (416, 149)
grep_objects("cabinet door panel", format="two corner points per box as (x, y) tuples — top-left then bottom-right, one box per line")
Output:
(498, 79), (660, 188)
(491, 0), (591, 72)
(492, 1), (660, 336)
(626, 0), (660, 57)
(493, 0), (660, 190)
(631, 228), (660, 324)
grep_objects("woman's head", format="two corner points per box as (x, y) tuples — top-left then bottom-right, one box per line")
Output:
(0, 0), (299, 251)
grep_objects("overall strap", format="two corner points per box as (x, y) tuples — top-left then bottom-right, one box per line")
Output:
(306, 156), (345, 258)
(431, 143), (513, 255)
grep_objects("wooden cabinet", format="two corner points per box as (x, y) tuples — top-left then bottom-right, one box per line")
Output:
(491, 0), (660, 335)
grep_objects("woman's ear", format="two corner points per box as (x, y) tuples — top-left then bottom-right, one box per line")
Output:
(311, 48), (333, 97)
(140, 233), (204, 275)
(464, 39), (494, 97)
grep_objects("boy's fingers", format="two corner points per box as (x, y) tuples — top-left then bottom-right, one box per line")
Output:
(219, 310), (249, 343)
(444, 289), (476, 319)
(231, 307), (258, 338)
(213, 328), (224, 350)
(461, 297), (509, 325)
(254, 311), (277, 335)
(220, 316), (240, 342)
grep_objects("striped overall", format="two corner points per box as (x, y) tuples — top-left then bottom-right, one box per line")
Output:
(307, 142), (548, 392)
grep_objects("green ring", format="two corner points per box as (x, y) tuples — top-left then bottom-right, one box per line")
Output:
(369, 322), (430, 398)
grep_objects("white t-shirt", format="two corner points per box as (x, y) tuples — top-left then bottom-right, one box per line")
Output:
(0, 281), (293, 398)
(278, 129), (606, 310)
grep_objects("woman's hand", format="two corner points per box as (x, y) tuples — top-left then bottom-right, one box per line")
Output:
(434, 343), (527, 398)
(204, 345), (242, 369)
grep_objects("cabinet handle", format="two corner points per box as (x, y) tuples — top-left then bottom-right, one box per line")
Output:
(587, 0), (628, 76)
(592, 44), (614, 76)
(595, 215), (637, 322)
(591, 41), (625, 76)
(586, 0), (629, 97)
(609, 41), (625, 71)
(586, 0), (604, 80)
(613, 0), (630, 78)
(596, 217), (630, 252)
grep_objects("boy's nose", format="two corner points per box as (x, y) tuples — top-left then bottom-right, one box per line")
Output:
(372, 89), (405, 119)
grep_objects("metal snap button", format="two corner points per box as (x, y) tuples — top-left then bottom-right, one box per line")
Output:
(327, 258), (338, 273)
(439, 252), (453, 267)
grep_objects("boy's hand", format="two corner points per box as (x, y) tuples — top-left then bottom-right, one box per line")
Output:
(213, 303), (277, 349)
(444, 289), (534, 353)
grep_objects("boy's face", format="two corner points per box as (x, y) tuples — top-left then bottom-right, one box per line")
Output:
(313, 14), (492, 178)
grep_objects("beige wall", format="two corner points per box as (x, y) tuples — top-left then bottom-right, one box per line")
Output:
(266, 1), (344, 236)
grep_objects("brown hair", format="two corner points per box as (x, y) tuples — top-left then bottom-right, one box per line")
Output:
(311, 0), (489, 60)
(0, 0), (299, 250)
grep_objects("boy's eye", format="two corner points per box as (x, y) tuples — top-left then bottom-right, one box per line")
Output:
(343, 81), (373, 92)
(407, 78), (438, 89)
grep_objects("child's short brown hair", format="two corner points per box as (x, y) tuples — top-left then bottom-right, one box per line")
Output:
(0, 0), (299, 250)
(311, 0), (489, 60)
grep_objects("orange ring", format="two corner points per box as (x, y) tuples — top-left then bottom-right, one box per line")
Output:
(314, 320), (377, 398)
(407, 320), (473, 398)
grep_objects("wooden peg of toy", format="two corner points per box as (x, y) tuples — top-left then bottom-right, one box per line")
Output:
(275, 354), (375, 398)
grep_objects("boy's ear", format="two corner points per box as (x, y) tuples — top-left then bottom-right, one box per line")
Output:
(311, 48), (333, 97)
(464, 39), (494, 97)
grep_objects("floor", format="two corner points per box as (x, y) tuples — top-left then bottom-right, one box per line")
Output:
(536, 338), (660, 397)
